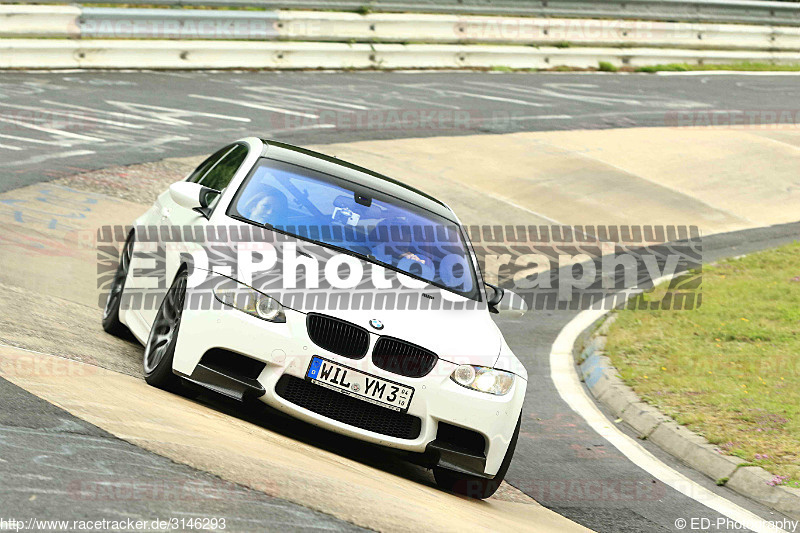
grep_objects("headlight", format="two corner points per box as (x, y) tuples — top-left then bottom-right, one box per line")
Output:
(213, 282), (286, 323)
(451, 365), (515, 396)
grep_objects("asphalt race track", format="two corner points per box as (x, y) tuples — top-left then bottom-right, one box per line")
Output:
(2, 71), (800, 191)
(1, 71), (799, 532)
(0, 377), (365, 531)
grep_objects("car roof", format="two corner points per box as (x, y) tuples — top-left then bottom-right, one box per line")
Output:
(259, 139), (455, 221)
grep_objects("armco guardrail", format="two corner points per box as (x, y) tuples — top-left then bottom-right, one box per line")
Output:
(72, 9), (800, 50)
(0, 5), (79, 37)
(2, 3), (800, 69)
(81, 8), (281, 40)
(3, 6), (800, 51)
(2, 40), (800, 69)
(4, 0), (800, 26)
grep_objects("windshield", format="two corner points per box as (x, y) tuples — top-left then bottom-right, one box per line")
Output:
(228, 158), (479, 300)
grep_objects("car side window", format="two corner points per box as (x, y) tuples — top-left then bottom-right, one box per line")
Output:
(186, 146), (232, 184)
(198, 144), (249, 192)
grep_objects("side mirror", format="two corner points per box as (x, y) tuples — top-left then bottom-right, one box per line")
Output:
(485, 282), (528, 317)
(169, 182), (216, 218)
(485, 282), (504, 310)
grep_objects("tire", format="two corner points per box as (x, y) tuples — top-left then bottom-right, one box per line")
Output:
(143, 269), (187, 390)
(433, 414), (521, 499)
(102, 232), (134, 337)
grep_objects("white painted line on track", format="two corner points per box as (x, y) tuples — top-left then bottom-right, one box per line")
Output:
(345, 77), (465, 109)
(387, 94), (463, 110)
(549, 278), (790, 533)
(439, 89), (546, 107)
(0, 116), (105, 143)
(0, 133), (68, 146)
(249, 95), (347, 113)
(188, 94), (320, 119)
(245, 86), (372, 111)
(268, 124), (336, 133)
(1, 149), (95, 167)
(0, 142), (21, 151)
(106, 100), (251, 125)
(279, 93), (370, 111)
(42, 100), (192, 126)
(458, 81), (553, 104)
(465, 80), (608, 104)
(656, 71), (800, 76)
(466, 80), (711, 110)
(0, 102), (146, 130)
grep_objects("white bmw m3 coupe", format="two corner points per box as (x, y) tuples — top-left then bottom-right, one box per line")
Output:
(103, 137), (527, 498)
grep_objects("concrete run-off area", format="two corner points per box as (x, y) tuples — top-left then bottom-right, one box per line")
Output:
(1, 125), (798, 531)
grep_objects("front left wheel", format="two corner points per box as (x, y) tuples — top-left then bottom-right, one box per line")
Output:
(102, 232), (134, 337)
(143, 269), (187, 390)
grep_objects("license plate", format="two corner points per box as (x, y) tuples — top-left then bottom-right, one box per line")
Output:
(305, 356), (414, 412)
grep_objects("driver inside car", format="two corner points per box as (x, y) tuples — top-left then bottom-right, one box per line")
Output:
(241, 184), (289, 226)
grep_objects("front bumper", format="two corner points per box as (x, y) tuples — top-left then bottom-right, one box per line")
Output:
(172, 305), (526, 476)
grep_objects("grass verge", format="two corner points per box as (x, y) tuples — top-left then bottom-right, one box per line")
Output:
(606, 241), (800, 486)
(636, 62), (800, 73)
(598, 61), (619, 72)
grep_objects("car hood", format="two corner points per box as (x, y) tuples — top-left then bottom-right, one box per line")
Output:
(221, 230), (503, 367)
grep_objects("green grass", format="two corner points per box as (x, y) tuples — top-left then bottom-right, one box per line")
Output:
(356, 4), (374, 15)
(636, 62), (800, 73)
(606, 241), (800, 485)
(598, 61), (618, 72)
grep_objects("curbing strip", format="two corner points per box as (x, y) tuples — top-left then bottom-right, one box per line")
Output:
(576, 314), (800, 521)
